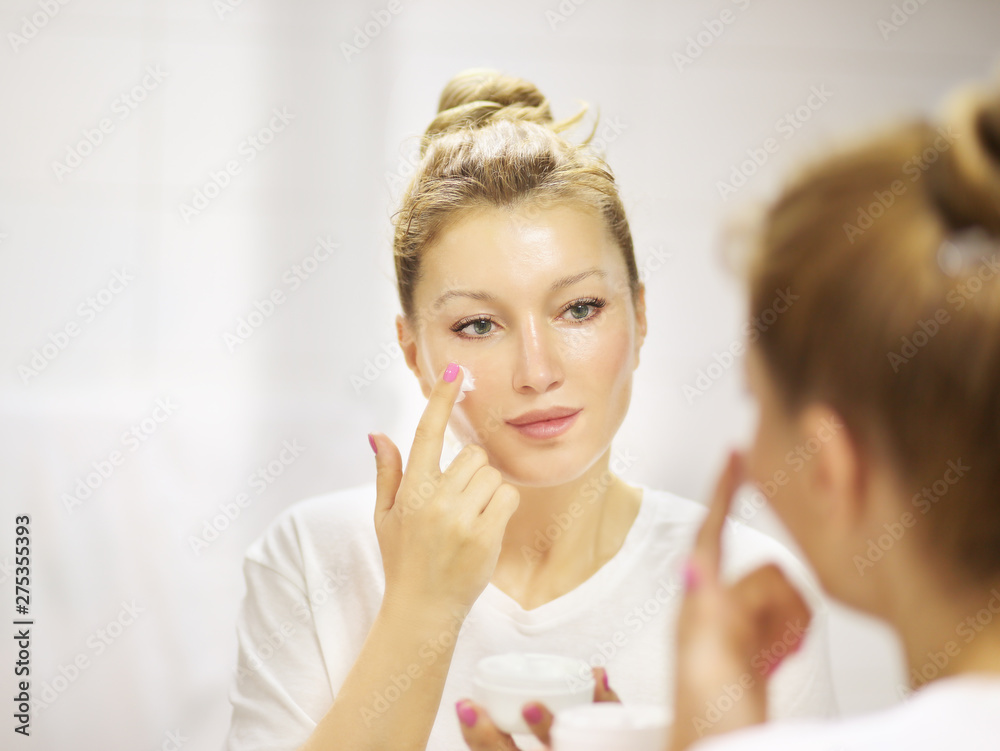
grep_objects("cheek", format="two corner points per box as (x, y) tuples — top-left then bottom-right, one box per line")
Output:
(563, 316), (635, 382)
(745, 412), (793, 503)
(446, 355), (504, 443)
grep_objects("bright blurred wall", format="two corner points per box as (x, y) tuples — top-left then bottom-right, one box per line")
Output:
(0, 0), (997, 748)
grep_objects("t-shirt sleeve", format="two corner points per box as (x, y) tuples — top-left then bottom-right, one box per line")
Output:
(687, 720), (841, 751)
(223, 526), (333, 751)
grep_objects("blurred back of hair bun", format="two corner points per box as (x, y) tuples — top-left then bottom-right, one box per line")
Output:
(927, 79), (1000, 235)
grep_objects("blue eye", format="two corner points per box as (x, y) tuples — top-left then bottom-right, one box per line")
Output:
(453, 317), (498, 339)
(561, 297), (607, 322)
(469, 319), (493, 336)
(450, 297), (608, 340)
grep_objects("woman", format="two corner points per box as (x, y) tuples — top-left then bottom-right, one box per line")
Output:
(458, 77), (1000, 750)
(223, 69), (837, 751)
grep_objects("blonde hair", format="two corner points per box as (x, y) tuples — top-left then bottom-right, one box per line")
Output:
(392, 69), (639, 322)
(750, 79), (1000, 582)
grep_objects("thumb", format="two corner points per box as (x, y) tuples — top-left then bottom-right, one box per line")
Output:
(593, 667), (621, 703)
(370, 432), (403, 520)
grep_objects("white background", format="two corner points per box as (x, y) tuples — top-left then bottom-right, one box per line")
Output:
(1, 0), (998, 748)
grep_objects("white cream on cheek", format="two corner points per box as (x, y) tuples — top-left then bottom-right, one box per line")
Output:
(455, 364), (476, 402)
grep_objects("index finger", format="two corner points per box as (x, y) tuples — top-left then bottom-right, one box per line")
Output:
(406, 362), (464, 473)
(689, 450), (745, 586)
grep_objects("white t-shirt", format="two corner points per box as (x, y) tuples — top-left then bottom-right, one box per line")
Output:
(223, 482), (838, 751)
(690, 673), (1000, 751)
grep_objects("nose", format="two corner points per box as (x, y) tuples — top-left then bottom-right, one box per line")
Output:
(512, 314), (564, 394)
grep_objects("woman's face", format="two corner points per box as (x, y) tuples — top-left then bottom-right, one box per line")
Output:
(398, 203), (646, 487)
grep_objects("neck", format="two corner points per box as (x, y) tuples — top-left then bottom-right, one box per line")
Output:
(491, 446), (641, 604)
(877, 556), (1000, 692)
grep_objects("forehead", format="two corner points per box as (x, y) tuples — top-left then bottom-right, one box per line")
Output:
(416, 203), (625, 296)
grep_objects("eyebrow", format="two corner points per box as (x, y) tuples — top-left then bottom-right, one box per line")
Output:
(432, 268), (608, 308)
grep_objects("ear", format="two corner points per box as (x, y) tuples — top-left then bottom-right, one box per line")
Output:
(396, 313), (432, 399)
(796, 405), (867, 531)
(632, 282), (647, 369)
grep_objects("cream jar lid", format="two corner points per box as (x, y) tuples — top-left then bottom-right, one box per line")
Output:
(473, 653), (592, 693)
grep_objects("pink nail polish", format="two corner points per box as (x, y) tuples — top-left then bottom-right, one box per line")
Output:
(523, 704), (543, 724)
(444, 362), (459, 383)
(367, 433), (377, 455)
(602, 669), (610, 692)
(456, 700), (477, 728)
(682, 560), (700, 592)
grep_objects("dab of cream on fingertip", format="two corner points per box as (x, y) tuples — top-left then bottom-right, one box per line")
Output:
(455, 365), (476, 402)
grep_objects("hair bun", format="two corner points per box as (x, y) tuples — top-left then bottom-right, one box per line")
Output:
(423, 69), (556, 146)
(928, 81), (1000, 234)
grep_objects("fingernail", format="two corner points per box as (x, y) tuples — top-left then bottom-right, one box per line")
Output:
(444, 362), (460, 383)
(456, 700), (477, 728)
(682, 560), (700, 592)
(602, 669), (610, 692)
(522, 703), (543, 724)
(367, 433), (377, 455)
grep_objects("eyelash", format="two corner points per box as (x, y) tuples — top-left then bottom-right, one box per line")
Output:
(450, 297), (609, 340)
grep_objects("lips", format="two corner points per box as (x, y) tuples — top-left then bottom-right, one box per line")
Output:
(506, 407), (581, 426)
(505, 407), (582, 440)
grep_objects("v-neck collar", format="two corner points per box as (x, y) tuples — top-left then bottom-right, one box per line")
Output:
(478, 484), (654, 631)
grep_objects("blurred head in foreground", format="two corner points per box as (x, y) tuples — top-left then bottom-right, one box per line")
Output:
(742, 77), (1000, 639)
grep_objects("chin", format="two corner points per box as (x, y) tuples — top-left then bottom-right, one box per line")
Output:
(488, 441), (603, 489)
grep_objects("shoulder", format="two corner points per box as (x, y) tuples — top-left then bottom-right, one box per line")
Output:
(243, 481), (378, 580)
(635, 484), (818, 596)
(691, 675), (1000, 750)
